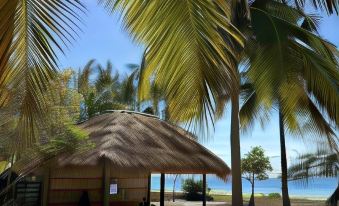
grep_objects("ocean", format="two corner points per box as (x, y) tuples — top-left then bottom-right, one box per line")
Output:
(151, 175), (338, 199)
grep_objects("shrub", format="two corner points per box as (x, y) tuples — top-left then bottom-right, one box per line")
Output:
(181, 178), (213, 201)
(268, 193), (281, 199)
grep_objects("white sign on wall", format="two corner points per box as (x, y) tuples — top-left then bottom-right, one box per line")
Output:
(109, 183), (118, 194)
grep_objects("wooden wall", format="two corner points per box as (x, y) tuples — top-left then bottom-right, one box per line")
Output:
(109, 167), (148, 203)
(48, 165), (103, 206)
(45, 164), (149, 206)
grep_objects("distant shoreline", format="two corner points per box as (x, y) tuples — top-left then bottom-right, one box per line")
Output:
(151, 190), (329, 201)
(151, 176), (336, 200)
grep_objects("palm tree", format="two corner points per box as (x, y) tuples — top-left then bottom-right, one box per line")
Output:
(239, 1), (338, 206)
(94, 61), (123, 112)
(288, 150), (338, 206)
(1, 1), (338, 205)
(99, 1), (338, 205)
(78, 59), (96, 119)
(120, 70), (139, 111)
(99, 1), (245, 204)
(124, 58), (166, 117)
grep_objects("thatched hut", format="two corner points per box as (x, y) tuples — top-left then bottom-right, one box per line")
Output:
(3, 111), (230, 206)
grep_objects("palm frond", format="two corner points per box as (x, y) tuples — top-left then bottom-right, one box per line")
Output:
(243, 1), (338, 151)
(78, 59), (96, 97)
(293, 0), (339, 15)
(100, 0), (244, 134)
(0, 0), (85, 147)
(119, 71), (137, 108)
(239, 81), (271, 133)
(0, 0), (17, 105)
(288, 150), (338, 181)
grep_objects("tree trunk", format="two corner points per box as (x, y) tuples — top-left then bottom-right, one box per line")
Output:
(248, 181), (255, 206)
(326, 183), (339, 206)
(160, 173), (165, 206)
(172, 174), (178, 202)
(279, 107), (291, 206)
(230, 95), (243, 206)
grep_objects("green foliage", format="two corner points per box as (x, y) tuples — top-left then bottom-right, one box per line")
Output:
(268, 193), (281, 199)
(181, 178), (213, 201)
(182, 178), (203, 201)
(37, 124), (91, 157)
(0, 69), (90, 170)
(77, 59), (166, 120)
(241, 146), (273, 183)
(85, 92), (98, 118)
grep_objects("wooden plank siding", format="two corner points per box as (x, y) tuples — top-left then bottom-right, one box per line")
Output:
(46, 165), (149, 206)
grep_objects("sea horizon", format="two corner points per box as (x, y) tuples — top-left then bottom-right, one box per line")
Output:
(151, 175), (338, 200)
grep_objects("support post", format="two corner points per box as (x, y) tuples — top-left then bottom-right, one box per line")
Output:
(103, 158), (110, 206)
(160, 173), (165, 206)
(147, 173), (151, 206)
(203, 174), (206, 206)
(42, 168), (50, 206)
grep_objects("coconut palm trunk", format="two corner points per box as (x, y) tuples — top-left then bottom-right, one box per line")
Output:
(326, 183), (339, 206)
(230, 94), (243, 206)
(279, 106), (291, 206)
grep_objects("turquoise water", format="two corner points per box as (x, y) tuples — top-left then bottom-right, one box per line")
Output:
(151, 175), (338, 199)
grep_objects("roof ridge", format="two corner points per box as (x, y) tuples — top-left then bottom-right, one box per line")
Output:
(76, 110), (160, 125)
(103, 110), (160, 119)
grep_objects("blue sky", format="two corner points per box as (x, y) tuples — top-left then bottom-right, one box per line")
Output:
(59, 1), (339, 177)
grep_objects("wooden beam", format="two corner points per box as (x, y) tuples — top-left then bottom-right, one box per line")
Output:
(160, 173), (165, 206)
(147, 173), (151, 206)
(42, 168), (50, 206)
(103, 158), (110, 206)
(203, 174), (206, 206)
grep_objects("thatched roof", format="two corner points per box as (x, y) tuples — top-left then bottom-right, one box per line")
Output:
(56, 111), (230, 180)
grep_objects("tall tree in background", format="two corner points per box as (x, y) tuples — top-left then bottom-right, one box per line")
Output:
(239, 2), (339, 206)
(241, 146), (273, 206)
(76, 58), (166, 118)
(94, 61), (124, 112)
(78, 59), (96, 119)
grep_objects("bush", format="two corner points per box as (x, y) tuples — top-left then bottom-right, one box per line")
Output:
(268, 193), (281, 199)
(181, 178), (213, 201)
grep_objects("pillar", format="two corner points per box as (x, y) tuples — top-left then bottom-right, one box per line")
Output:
(160, 173), (165, 206)
(103, 158), (110, 206)
(147, 173), (151, 206)
(203, 174), (206, 206)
